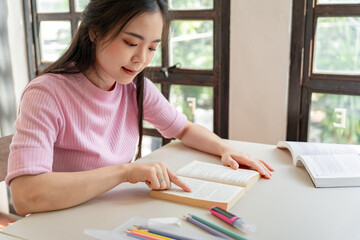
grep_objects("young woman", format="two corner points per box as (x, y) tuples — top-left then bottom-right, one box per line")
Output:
(6, 0), (273, 216)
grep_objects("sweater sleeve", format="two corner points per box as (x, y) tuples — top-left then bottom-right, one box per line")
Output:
(142, 78), (188, 138)
(6, 78), (62, 185)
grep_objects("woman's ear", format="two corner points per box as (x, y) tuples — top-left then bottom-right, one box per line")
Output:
(89, 28), (96, 42)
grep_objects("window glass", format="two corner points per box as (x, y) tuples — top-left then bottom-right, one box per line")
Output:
(143, 121), (154, 129)
(168, 0), (213, 10)
(170, 20), (213, 70)
(36, 0), (69, 13)
(308, 93), (360, 144)
(313, 17), (360, 75)
(170, 85), (213, 131)
(39, 21), (72, 62)
(148, 44), (162, 67)
(154, 83), (161, 91)
(75, 0), (90, 12)
(318, 0), (360, 4)
(142, 136), (162, 156)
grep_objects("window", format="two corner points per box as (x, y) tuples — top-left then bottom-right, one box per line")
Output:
(288, 0), (360, 144)
(142, 0), (230, 154)
(23, 0), (89, 79)
(23, 0), (230, 155)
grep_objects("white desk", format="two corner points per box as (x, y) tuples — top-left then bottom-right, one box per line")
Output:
(1, 140), (360, 240)
(0, 231), (24, 240)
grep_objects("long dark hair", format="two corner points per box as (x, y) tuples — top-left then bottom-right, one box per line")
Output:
(40, 0), (170, 159)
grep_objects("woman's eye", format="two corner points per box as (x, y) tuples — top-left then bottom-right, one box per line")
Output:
(149, 48), (156, 52)
(124, 40), (137, 47)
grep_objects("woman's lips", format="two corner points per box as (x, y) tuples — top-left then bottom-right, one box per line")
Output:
(122, 67), (138, 75)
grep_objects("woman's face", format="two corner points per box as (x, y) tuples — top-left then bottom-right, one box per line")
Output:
(88, 11), (163, 90)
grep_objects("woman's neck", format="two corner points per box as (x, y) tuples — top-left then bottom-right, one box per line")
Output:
(83, 68), (116, 91)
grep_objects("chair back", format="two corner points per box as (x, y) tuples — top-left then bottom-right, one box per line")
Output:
(0, 135), (13, 182)
(0, 134), (21, 225)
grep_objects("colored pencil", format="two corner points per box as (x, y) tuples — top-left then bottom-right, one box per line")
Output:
(190, 214), (248, 240)
(131, 229), (176, 240)
(127, 230), (167, 240)
(127, 232), (149, 240)
(135, 225), (196, 240)
(185, 215), (233, 240)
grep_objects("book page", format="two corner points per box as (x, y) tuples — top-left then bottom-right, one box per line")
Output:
(158, 176), (245, 202)
(297, 154), (360, 177)
(278, 141), (360, 164)
(176, 160), (259, 187)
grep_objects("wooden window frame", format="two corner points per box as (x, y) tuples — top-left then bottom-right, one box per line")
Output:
(23, 0), (82, 80)
(287, 0), (360, 141)
(23, 0), (230, 147)
(144, 0), (230, 145)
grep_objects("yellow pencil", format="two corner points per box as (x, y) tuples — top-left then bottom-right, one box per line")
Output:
(131, 229), (176, 240)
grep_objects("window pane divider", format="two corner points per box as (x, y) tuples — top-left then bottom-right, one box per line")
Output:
(143, 128), (162, 138)
(169, 10), (215, 20)
(148, 76), (216, 86)
(310, 74), (360, 82)
(37, 13), (81, 21)
(315, 5), (360, 16)
(145, 68), (214, 75)
(304, 78), (360, 94)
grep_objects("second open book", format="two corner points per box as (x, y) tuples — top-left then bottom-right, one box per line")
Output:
(277, 141), (360, 188)
(150, 160), (260, 210)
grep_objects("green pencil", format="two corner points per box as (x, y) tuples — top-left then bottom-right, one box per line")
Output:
(190, 214), (248, 240)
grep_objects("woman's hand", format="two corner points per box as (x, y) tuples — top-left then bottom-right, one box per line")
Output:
(221, 150), (274, 179)
(125, 162), (191, 192)
(176, 121), (274, 179)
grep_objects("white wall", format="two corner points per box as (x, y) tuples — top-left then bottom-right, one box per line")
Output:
(229, 0), (292, 145)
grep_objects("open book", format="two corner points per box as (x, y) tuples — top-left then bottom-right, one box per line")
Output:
(150, 160), (260, 210)
(277, 141), (360, 188)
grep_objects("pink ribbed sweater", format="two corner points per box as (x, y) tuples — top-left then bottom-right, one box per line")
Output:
(6, 73), (187, 185)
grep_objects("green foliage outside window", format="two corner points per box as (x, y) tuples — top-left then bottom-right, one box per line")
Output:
(168, 0), (213, 10)
(170, 20), (213, 70)
(310, 17), (360, 144)
(310, 93), (360, 144)
(170, 85), (213, 123)
(314, 17), (360, 74)
(76, 0), (90, 11)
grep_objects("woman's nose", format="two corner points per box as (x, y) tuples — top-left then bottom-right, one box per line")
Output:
(132, 48), (147, 64)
